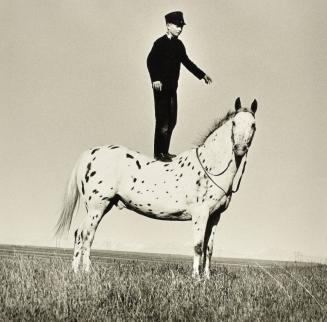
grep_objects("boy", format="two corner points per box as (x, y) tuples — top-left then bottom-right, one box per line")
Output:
(147, 11), (212, 162)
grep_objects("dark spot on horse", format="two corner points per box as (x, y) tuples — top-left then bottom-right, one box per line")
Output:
(91, 148), (100, 155)
(107, 145), (113, 148)
(198, 171), (201, 176)
(202, 159), (206, 163)
(197, 197), (199, 202)
(199, 152), (202, 157)
(142, 180), (144, 184)
(90, 171), (96, 177)
(180, 173), (183, 177)
(92, 157), (96, 161)
(81, 181), (85, 195)
(166, 191), (169, 194)
(110, 146), (119, 150)
(110, 187), (114, 190)
(74, 229), (78, 242)
(136, 160), (141, 169)
(194, 243), (202, 255)
(129, 200), (132, 203)
(187, 162), (191, 167)
(164, 164), (169, 167)
(192, 166), (194, 170)
(146, 162), (150, 165)
(87, 231), (91, 236)
(181, 163), (184, 168)
(137, 191), (141, 194)
(102, 197), (110, 201)
(85, 162), (92, 182)
(160, 212), (164, 214)
(147, 203), (151, 206)
(194, 221), (197, 225)
(196, 180), (201, 186)
(210, 195), (213, 199)
(93, 189), (99, 194)
(95, 215), (98, 218)
(175, 186), (178, 188)
(126, 153), (134, 159)
(98, 181), (102, 184)
(178, 160), (182, 164)
(133, 178), (137, 183)
(75, 252), (79, 257)
(176, 200), (178, 203)
(131, 187), (134, 191)
(149, 209), (152, 212)
(88, 196), (92, 201)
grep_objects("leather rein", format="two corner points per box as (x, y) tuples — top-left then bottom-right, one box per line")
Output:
(195, 147), (247, 196)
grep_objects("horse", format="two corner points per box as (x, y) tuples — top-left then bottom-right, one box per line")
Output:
(55, 97), (257, 278)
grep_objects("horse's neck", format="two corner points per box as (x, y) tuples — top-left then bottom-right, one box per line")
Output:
(200, 119), (235, 171)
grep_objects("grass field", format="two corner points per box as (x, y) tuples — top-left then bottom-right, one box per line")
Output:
(0, 246), (326, 321)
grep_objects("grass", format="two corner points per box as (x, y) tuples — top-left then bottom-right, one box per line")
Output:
(0, 254), (326, 321)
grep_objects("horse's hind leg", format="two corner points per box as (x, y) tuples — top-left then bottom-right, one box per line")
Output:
(72, 200), (116, 272)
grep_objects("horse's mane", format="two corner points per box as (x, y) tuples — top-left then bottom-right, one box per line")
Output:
(197, 110), (236, 147)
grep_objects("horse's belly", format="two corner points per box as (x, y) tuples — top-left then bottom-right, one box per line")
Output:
(118, 191), (191, 221)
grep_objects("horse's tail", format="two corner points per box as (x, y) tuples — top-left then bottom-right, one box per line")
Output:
(55, 162), (80, 237)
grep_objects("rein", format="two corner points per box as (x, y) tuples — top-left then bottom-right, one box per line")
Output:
(195, 147), (247, 196)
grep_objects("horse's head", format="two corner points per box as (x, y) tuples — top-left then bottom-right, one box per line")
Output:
(232, 97), (257, 157)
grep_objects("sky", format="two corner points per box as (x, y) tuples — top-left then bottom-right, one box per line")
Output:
(1, 0), (326, 262)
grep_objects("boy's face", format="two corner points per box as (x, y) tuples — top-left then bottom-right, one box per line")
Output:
(167, 23), (183, 37)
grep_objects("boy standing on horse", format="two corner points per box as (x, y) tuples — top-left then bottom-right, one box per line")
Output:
(147, 11), (212, 162)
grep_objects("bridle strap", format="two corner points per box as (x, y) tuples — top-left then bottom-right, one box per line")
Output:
(195, 148), (247, 196)
(196, 148), (229, 195)
(232, 153), (247, 193)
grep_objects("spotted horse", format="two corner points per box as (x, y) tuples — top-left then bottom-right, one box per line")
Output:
(56, 97), (257, 279)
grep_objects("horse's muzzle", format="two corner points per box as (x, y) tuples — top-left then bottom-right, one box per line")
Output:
(233, 144), (248, 156)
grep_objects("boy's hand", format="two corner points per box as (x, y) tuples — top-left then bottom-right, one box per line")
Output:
(203, 75), (212, 84)
(152, 81), (163, 91)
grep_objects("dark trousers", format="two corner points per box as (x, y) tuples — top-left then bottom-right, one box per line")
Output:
(153, 89), (177, 157)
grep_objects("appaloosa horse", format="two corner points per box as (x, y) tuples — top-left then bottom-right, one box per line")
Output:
(56, 97), (257, 278)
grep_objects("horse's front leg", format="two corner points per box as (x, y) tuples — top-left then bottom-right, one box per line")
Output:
(203, 212), (221, 279)
(191, 205), (210, 279)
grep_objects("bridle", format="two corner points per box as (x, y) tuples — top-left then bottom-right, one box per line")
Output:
(195, 147), (247, 195)
(195, 109), (254, 196)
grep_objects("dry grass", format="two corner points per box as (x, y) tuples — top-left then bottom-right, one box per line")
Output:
(0, 254), (326, 321)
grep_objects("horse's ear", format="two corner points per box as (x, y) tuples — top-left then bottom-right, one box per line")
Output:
(251, 99), (257, 114)
(235, 97), (241, 111)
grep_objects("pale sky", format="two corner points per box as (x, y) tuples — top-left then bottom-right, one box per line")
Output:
(1, 0), (326, 262)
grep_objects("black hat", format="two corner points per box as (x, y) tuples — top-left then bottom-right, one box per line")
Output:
(165, 11), (186, 26)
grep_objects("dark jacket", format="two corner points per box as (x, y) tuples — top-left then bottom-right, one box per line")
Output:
(147, 35), (205, 91)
